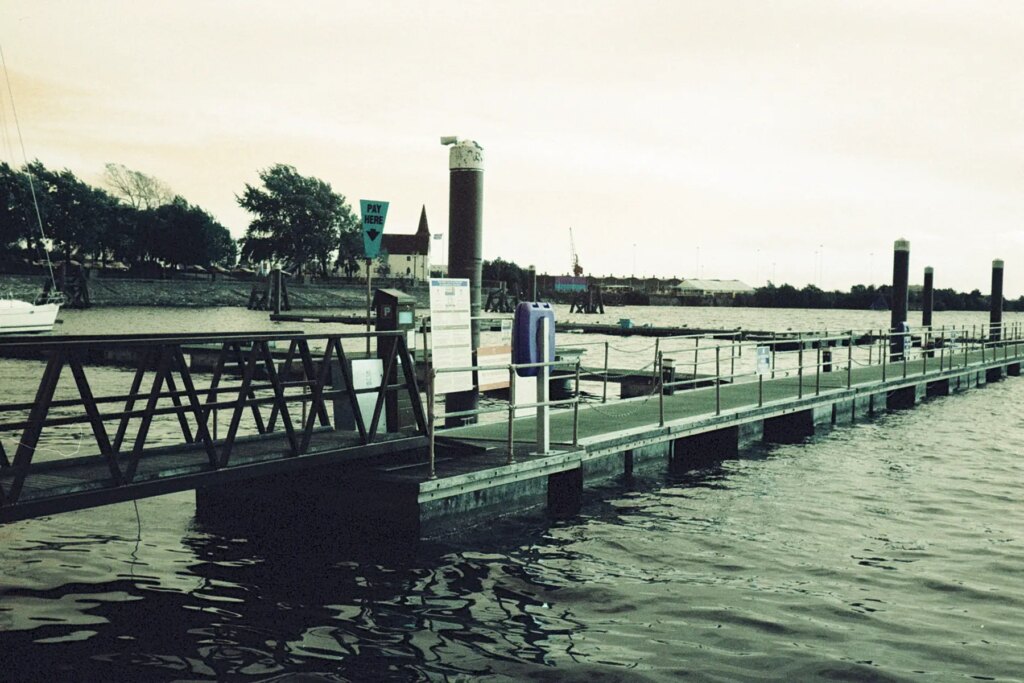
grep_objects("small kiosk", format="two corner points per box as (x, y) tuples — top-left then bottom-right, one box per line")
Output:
(373, 289), (417, 432)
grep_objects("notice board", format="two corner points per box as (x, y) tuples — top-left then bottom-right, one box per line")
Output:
(429, 278), (474, 394)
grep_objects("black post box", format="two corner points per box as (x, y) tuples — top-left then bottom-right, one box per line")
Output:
(372, 289), (417, 432)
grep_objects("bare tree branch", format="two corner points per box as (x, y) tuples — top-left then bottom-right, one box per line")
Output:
(103, 162), (173, 210)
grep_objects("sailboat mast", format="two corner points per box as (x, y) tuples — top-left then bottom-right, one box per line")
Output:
(0, 42), (57, 291)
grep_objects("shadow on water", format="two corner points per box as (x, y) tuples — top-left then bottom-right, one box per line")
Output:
(0, 444), (764, 682)
(2, 408), (968, 683)
(2, 501), (628, 681)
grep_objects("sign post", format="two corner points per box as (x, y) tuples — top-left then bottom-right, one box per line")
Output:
(360, 200), (389, 355)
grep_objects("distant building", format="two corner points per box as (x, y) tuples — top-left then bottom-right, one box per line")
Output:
(554, 276), (588, 293)
(356, 205), (432, 283)
(673, 278), (754, 301)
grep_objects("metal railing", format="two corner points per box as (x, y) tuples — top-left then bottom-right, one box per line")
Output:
(424, 357), (582, 478)
(646, 321), (1023, 425)
(0, 330), (426, 509)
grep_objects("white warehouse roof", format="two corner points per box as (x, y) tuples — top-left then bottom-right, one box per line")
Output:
(673, 278), (754, 294)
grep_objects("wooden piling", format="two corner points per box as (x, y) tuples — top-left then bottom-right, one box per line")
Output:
(446, 138), (485, 422)
(991, 259), (1004, 342)
(890, 239), (910, 361)
(922, 266), (934, 329)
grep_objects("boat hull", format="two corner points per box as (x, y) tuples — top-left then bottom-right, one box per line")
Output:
(0, 301), (60, 334)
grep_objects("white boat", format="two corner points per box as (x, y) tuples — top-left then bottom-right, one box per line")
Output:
(0, 298), (60, 334)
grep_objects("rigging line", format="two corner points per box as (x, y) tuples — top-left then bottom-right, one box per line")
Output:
(0, 89), (14, 163)
(0, 40), (57, 290)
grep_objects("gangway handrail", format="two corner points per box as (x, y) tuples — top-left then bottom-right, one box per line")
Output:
(0, 329), (428, 510)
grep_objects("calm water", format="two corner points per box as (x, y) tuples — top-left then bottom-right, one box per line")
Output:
(1, 306), (1022, 681)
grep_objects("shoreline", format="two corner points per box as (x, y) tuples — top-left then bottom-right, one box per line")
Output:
(0, 273), (430, 309)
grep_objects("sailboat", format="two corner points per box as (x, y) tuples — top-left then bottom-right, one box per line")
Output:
(0, 43), (61, 334)
(0, 297), (61, 334)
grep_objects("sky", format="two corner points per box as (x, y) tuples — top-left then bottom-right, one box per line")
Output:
(1, 1), (1022, 294)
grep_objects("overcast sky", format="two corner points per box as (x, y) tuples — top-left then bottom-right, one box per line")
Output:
(2, 1), (1022, 294)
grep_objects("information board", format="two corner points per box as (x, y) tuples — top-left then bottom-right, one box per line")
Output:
(429, 278), (474, 394)
(755, 346), (771, 375)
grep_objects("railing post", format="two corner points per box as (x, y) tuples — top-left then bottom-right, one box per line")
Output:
(693, 337), (699, 378)
(758, 373), (763, 407)
(903, 339), (908, 379)
(715, 345), (721, 415)
(507, 365), (516, 464)
(922, 328), (928, 376)
(798, 335), (804, 399)
(847, 333), (853, 389)
(771, 332), (777, 379)
(537, 318), (551, 454)
(882, 335), (887, 381)
(963, 326), (968, 368)
(815, 345), (821, 396)
(602, 341), (609, 403)
(573, 360), (580, 447)
(653, 337), (661, 383)
(428, 367), (436, 479)
(730, 337), (735, 378)
(657, 351), (665, 427)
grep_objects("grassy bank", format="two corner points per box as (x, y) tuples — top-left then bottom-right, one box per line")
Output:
(0, 274), (432, 309)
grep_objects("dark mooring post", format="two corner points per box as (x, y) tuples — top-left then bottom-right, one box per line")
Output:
(527, 265), (537, 301)
(444, 136), (484, 425)
(273, 268), (282, 315)
(890, 239), (910, 361)
(922, 266), (934, 329)
(990, 259), (1004, 342)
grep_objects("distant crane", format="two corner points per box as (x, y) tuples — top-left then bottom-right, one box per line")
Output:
(569, 227), (583, 277)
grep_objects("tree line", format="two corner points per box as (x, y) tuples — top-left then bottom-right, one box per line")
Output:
(1, 161), (381, 279)
(738, 282), (1024, 312)
(1, 161), (236, 270)
(479, 260), (1023, 312)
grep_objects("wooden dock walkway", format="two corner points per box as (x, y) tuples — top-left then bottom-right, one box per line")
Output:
(2, 327), (1020, 538)
(301, 341), (1021, 538)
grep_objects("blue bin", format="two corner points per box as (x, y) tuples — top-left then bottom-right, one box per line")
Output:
(513, 302), (556, 377)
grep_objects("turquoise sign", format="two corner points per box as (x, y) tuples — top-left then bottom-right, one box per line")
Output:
(360, 199), (389, 259)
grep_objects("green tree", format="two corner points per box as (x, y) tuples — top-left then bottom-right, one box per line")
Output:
(152, 196), (236, 268)
(483, 257), (529, 296)
(374, 248), (391, 277)
(335, 227), (364, 280)
(0, 162), (34, 251)
(28, 161), (112, 262)
(237, 164), (357, 277)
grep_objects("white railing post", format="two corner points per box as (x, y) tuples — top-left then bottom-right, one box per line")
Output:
(537, 316), (551, 454)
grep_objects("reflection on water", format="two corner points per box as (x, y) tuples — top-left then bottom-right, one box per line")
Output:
(1, 306), (1023, 680)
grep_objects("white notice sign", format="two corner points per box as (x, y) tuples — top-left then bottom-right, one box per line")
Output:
(755, 346), (771, 375)
(429, 278), (474, 394)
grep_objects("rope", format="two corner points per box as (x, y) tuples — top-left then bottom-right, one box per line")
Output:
(581, 393), (660, 419)
(606, 341), (659, 353)
(0, 41), (57, 291)
(4, 424), (85, 459)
